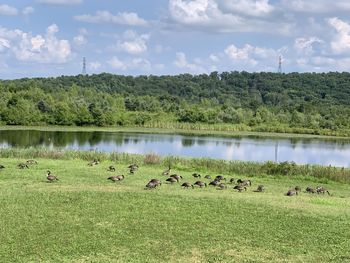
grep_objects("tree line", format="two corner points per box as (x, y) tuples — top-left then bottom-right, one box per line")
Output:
(1, 71), (350, 136)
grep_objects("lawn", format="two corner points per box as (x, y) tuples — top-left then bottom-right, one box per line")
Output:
(0, 157), (349, 262)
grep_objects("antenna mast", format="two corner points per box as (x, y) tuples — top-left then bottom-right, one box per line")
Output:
(82, 57), (87, 75)
(278, 55), (282, 74)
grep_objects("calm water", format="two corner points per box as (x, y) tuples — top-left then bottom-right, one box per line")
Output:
(1, 130), (350, 167)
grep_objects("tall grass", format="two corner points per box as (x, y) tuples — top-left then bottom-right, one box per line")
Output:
(1, 148), (349, 183)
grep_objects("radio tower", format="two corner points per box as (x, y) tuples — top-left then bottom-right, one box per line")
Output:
(278, 55), (282, 74)
(82, 57), (87, 75)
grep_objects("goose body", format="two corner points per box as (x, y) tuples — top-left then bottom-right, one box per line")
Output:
(0, 164), (5, 169)
(316, 186), (330, 195)
(253, 185), (264, 192)
(107, 175), (124, 182)
(18, 163), (29, 169)
(193, 181), (206, 188)
(233, 185), (246, 192)
(181, 182), (194, 189)
(209, 180), (220, 187)
(46, 171), (59, 182)
(166, 177), (178, 183)
(285, 189), (297, 196)
(306, 186), (316, 194)
(237, 179), (251, 187)
(26, 160), (38, 165)
(192, 173), (201, 178)
(170, 174), (182, 181)
(108, 165), (116, 172)
(204, 175), (211, 179)
(215, 175), (226, 182)
(217, 183), (227, 190)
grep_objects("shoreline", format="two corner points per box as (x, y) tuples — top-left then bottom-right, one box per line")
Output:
(1, 125), (350, 140)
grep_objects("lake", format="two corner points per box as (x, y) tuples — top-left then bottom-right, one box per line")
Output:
(0, 129), (350, 167)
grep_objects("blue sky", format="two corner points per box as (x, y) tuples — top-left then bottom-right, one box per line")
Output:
(1, 0), (350, 79)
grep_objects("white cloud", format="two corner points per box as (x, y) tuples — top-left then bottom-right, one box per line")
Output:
(22, 6), (35, 15)
(37, 0), (83, 5)
(74, 11), (148, 26)
(88, 61), (102, 70)
(282, 0), (350, 13)
(73, 35), (87, 46)
(218, 0), (274, 17)
(294, 37), (324, 55)
(168, 0), (292, 34)
(328, 17), (350, 54)
(174, 52), (207, 73)
(116, 30), (149, 55)
(0, 4), (18, 16)
(108, 56), (151, 71)
(0, 24), (71, 63)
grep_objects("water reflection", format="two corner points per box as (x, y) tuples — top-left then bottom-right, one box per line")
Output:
(0, 130), (350, 167)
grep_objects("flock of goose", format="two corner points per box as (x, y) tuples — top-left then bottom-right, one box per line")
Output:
(0, 160), (331, 196)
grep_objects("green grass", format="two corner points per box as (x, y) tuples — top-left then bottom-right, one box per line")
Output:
(1, 156), (350, 262)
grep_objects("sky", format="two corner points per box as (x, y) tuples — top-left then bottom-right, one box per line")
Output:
(1, 0), (350, 79)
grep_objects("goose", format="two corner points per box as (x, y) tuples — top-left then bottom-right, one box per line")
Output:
(18, 163), (29, 169)
(149, 179), (161, 186)
(215, 175), (226, 182)
(181, 182), (194, 189)
(107, 175), (124, 182)
(128, 164), (139, 170)
(166, 177), (178, 184)
(26, 160), (38, 165)
(229, 178), (236, 184)
(233, 185), (246, 192)
(193, 181), (206, 188)
(0, 164), (5, 169)
(145, 179), (162, 189)
(107, 165), (116, 172)
(170, 174), (182, 181)
(88, 159), (100, 166)
(209, 180), (220, 187)
(285, 189), (298, 196)
(192, 173), (201, 178)
(316, 186), (330, 195)
(253, 185), (264, 192)
(204, 175), (211, 179)
(305, 186), (316, 194)
(237, 179), (251, 187)
(162, 166), (171, 176)
(46, 170), (59, 182)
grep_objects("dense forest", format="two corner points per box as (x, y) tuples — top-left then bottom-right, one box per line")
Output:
(1, 71), (350, 136)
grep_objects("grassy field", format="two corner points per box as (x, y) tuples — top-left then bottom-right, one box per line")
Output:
(1, 125), (350, 140)
(0, 155), (350, 263)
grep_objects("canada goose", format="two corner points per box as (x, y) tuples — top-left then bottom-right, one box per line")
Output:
(215, 175), (226, 182)
(0, 164), (5, 169)
(170, 174), (182, 181)
(285, 189), (298, 196)
(237, 179), (251, 187)
(295, 186), (301, 192)
(217, 183), (227, 190)
(145, 179), (161, 189)
(162, 166), (171, 176)
(253, 185), (265, 192)
(306, 186), (316, 194)
(18, 163), (29, 169)
(316, 186), (330, 195)
(88, 159), (99, 166)
(229, 178), (236, 184)
(107, 175), (124, 182)
(166, 177), (178, 184)
(128, 164), (139, 170)
(26, 159), (38, 165)
(192, 173), (201, 178)
(204, 175), (211, 179)
(193, 181), (207, 188)
(107, 165), (116, 172)
(181, 182), (194, 189)
(233, 185), (246, 192)
(46, 170), (59, 182)
(149, 179), (161, 186)
(209, 180), (220, 187)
